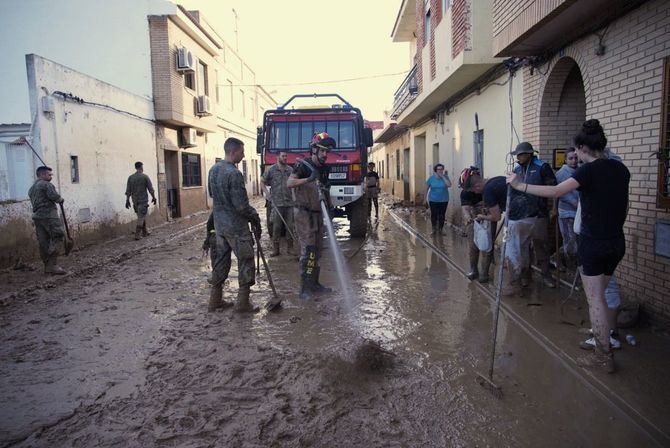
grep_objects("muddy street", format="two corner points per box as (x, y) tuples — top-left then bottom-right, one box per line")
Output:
(0, 206), (661, 447)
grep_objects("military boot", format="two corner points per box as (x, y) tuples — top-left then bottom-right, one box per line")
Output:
(208, 285), (232, 312)
(142, 222), (151, 237)
(299, 278), (314, 301)
(478, 252), (492, 283)
(312, 267), (332, 294)
(466, 264), (479, 281)
(270, 240), (280, 257)
(134, 226), (143, 240)
(44, 257), (66, 275)
(233, 285), (259, 313)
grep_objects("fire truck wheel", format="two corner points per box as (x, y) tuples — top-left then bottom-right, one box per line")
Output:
(348, 197), (367, 238)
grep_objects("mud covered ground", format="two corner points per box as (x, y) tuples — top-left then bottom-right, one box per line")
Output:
(0, 205), (660, 447)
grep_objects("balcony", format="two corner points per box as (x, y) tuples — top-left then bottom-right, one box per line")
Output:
(492, 0), (647, 56)
(391, 65), (419, 120)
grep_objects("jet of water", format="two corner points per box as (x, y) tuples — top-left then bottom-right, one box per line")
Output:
(320, 200), (355, 310)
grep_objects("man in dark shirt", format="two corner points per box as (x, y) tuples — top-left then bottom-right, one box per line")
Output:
(508, 142), (557, 289)
(464, 173), (504, 283)
(125, 161), (157, 240)
(28, 166), (66, 275)
(365, 162), (380, 219)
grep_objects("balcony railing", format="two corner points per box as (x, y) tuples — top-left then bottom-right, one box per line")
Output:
(391, 65), (419, 119)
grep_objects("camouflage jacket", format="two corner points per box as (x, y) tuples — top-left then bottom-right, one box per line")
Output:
(125, 172), (154, 205)
(262, 163), (293, 207)
(208, 160), (259, 235)
(28, 179), (62, 219)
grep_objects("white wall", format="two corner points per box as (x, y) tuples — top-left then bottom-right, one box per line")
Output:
(27, 54), (158, 234)
(0, 0), (177, 124)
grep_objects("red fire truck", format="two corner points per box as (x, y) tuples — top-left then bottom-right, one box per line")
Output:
(256, 94), (374, 237)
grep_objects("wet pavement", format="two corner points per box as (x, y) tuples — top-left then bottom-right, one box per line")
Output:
(1, 198), (669, 447)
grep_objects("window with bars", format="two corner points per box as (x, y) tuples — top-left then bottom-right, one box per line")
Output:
(658, 57), (670, 208)
(181, 153), (202, 187)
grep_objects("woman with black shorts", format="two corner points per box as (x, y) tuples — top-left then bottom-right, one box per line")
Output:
(506, 119), (629, 373)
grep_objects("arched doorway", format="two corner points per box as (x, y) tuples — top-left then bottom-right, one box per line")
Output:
(538, 57), (587, 273)
(538, 57), (586, 163)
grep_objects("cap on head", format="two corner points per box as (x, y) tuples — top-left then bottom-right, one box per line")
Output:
(512, 142), (534, 156)
(311, 132), (336, 150)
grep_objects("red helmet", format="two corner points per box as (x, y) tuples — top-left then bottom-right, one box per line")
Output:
(311, 132), (336, 149)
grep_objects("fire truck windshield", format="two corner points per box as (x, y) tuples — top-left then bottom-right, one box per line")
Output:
(269, 120), (357, 151)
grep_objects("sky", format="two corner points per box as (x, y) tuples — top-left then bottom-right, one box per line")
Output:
(176, 0), (409, 121)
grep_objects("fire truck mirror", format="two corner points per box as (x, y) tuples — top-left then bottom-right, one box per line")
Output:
(256, 127), (263, 154)
(363, 128), (374, 148)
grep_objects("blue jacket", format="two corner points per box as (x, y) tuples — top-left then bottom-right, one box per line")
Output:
(555, 164), (578, 218)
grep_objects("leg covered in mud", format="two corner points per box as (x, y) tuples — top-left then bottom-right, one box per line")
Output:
(532, 217), (554, 288)
(228, 233), (258, 313)
(300, 245), (318, 300)
(208, 235), (234, 311)
(34, 218), (66, 275)
(134, 202), (149, 240)
(466, 221), (479, 280)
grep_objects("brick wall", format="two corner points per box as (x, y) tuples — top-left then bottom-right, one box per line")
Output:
(149, 17), (173, 115)
(451, 0), (472, 59)
(492, 0), (567, 55)
(415, 0), (425, 93)
(522, 0), (670, 325)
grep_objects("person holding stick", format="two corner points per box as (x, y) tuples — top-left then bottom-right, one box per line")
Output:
(507, 119), (629, 373)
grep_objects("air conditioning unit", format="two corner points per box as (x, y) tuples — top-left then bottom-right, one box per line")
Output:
(176, 47), (195, 72)
(180, 127), (197, 148)
(196, 95), (211, 116)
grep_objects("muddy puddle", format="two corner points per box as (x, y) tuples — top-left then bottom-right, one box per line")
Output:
(0, 206), (659, 447)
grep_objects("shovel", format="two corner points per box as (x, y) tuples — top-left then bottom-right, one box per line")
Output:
(252, 227), (281, 311)
(59, 202), (74, 255)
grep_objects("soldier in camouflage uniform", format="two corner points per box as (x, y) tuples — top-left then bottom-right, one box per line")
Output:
(261, 150), (295, 257)
(28, 166), (66, 275)
(207, 137), (262, 313)
(125, 161), (157, 240)
(287, 132), (334, 300)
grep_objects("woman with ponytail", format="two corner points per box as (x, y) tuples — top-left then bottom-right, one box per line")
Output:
(507, 119), (630, 373)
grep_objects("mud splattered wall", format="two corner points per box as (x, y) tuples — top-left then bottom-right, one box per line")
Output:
(0, 54), (159, 267)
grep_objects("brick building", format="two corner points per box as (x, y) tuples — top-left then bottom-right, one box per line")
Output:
(493, 0), (670, 325)
(371, 0), (522, 224)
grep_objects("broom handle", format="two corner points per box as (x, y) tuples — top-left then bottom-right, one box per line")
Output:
(488, 184), (512, 379)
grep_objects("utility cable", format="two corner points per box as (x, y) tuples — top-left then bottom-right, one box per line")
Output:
(217, 70), (410, 88)
(52, 91), (155, 124)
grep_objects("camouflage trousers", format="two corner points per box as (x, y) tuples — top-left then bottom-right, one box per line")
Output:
(271, 205), (294, 243)
(133, 202), (149, 227)
(294, 208), (324, 269)
(33, 218), (64, 263)
(211, 232), (256, 288)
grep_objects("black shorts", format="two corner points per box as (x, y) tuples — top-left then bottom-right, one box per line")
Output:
(578, 235), (625, 276)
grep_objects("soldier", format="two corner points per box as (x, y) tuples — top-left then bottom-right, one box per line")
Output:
(207, 137), (262, 313)
(261, 150), (295, 257)
(28, 166), (66, 275)
(287, 132), (334, 300)
(125, 161), (157, 240)
(365, 162), (380, 219)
